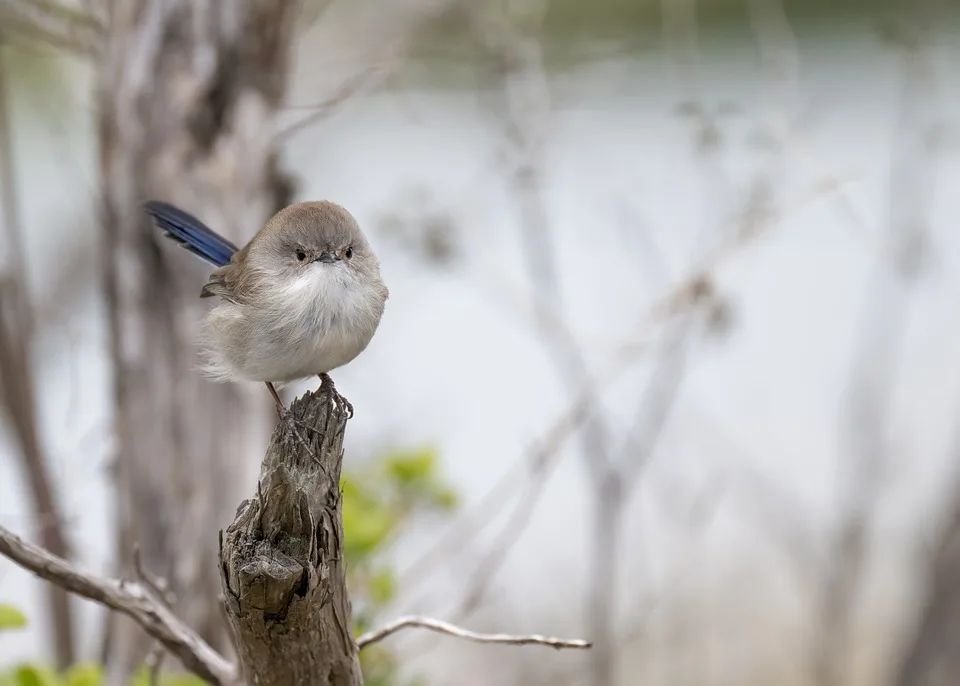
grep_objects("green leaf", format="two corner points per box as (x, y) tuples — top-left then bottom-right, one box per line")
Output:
(369, 568), (397, 605)
(11, 665), (58, 686)
(385, 448), (438, 485)
(130, 668), (208, 686)
(431, 486), (459, 511)
(0, 605), (27, 631)
(342, 498), (396, 559)
(166, 676), (209, 686)
(340, 476), (362, 499)
(62, 664), (102, 686)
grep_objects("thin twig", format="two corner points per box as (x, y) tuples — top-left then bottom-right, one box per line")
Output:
(275, 65), (384, 143)
(132, 543), (176, 607)
(815, 14), (940, 685)
(356, 615), (592, 650)
(399, 169), (850, 628)
(0, 525), (237, 686)
(399, 373), (597, 590)
(133, 543), (176, 683)
(619, 314), (697, 490)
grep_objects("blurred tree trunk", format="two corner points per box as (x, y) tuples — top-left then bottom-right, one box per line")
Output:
(0, 40), (75, 669)
(894, 486), (960, 686)
(96, 1), (298, 680)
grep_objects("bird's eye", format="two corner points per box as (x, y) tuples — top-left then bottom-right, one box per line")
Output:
(295, 250), (307, 262)
(345, 247), (354, 259)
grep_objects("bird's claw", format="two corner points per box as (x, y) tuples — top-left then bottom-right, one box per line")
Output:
(319, 373), (354, 419)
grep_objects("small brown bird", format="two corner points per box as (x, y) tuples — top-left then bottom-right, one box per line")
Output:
(145, 200), (389, 415)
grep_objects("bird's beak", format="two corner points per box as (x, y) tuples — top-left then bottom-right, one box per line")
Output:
(316, 251), (339, 264)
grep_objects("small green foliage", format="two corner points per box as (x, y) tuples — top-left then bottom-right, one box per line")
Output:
(369, 569), (397, 606)
(385, 447), (436, 483)
(339, 444), (459, 686)
(382, 448), (459, 512)
(130, 670), (207, 686)
(61, 665), (102, 686)
(342, 478), (400, 559)
(0, 606), (27, 632)
(0, 663), (209, 686)
(11, 665), (58, 686)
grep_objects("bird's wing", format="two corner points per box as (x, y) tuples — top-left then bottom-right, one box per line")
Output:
(200, 262), (244, 304)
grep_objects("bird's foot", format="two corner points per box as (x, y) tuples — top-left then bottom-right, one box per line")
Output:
(318, 373), (354, 419)
(264, 382), (326, 471)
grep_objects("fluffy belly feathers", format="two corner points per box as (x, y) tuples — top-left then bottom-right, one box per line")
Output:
(200, 271), (383, 384)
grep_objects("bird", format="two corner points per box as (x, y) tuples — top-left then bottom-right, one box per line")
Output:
(143, 199), (389, 419)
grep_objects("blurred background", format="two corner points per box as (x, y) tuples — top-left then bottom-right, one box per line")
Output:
(2, 0), (960, 684)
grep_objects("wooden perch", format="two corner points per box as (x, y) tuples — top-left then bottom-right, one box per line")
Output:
(219, 383), (363, 685)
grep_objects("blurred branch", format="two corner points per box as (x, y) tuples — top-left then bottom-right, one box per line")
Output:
(585, 314), (696, 686)
(273, 0), (460, 142)
(450, 384), (595, 617)
(0, 525), (237, 685)
(356, 615), (591, 650)
(468, 6), (702, 685)
(816, 6), (942, 685)
(465, 9), (638, 682)
(276, 65), (386, 143)
(0, 0), (102, 56)
(0, 38), (29, 330)
(691, 408), (822, 580)
(745, 0), (799, 109)
(660, 0), (701, 98)
(400, 370), (596, 602)
(0, 37), (76, 669)
(133, 544), (175, 684)
(894, 439), (960, 686)
(394, 1), (852, 671)
(618, 315), (697, 491)
(470, 2), (613, 481)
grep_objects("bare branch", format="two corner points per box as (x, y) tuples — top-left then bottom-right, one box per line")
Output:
(273, 0), (460, 142)
(276, 65), (386, 143)
(133, 543), (176, 681)
(894, 423), (960, 685)
(0, 525), (238, 686)
(469, 3), (613, 486)
(400, 373), (595, 595)
(0, 0), (103, 56)
(745, 0), (800, 109)
(357, 615), (592, 651)
(132, 543), (175, 607)
(618, 314), (696, 490)
(819, 4), (943, 685)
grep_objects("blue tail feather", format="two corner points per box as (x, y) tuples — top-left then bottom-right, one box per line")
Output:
(143, 201), (239, 268)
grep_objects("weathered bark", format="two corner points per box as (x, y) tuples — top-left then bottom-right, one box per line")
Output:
(220, 384), (363, 686)
(96, 1), (299, 679)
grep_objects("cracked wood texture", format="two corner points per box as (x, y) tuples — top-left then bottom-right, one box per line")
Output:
(219, 385), (363, 686)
